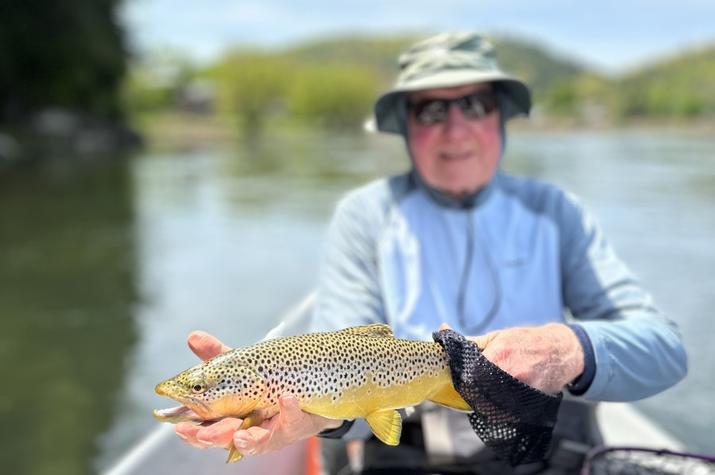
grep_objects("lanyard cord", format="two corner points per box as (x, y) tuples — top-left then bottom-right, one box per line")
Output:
(458, 213), (502, 334)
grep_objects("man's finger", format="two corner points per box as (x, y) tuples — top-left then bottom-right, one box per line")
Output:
(176, 422), (209, 448)
(196, 418), (244, 447)
(187, 331), (231, 360)
(469, 331), (496, 350)
(439, 322), (452, 331)
(234, 425), (271, 455)
(244, 425), (271, 442)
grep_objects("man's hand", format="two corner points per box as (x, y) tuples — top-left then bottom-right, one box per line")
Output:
(441, 323), (584, 394)
(174, 331), (343, 456)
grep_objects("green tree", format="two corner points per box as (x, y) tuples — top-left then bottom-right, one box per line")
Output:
(287, 64), (379, 129)
(0, 1), (128, 123)
(214, 52), (292, 137)
(123, 48), (197, 115)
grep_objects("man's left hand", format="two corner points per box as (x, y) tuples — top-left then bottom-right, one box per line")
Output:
(442, 323), (584, 394)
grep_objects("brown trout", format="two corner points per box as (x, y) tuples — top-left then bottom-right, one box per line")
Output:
(153, 324), (469, 462)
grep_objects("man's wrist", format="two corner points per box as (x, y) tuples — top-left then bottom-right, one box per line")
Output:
(566, 323), (596, 395)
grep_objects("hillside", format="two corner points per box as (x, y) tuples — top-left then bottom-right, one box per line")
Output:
(614, 44), (715, 118)
(127, 34), (715, 131)
(283, 34), (587, 97)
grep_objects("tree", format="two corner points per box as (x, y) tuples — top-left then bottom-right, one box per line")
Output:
(0, 0), (128, 124)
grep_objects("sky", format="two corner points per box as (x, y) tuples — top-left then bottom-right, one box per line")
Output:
(121, 0), (715, 74)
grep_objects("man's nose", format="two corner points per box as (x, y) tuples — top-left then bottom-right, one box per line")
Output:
(444, 103), (470, 136)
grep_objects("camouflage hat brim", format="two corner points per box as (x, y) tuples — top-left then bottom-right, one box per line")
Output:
(374, 71), (531, 134)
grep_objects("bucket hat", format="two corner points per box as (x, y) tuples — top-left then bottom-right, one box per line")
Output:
(374, 32), (531, 134)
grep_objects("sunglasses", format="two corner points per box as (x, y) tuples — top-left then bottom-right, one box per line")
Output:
(408, 91), (498, 126)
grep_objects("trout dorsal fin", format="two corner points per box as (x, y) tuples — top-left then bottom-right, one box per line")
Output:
(340, 324), (394, 338)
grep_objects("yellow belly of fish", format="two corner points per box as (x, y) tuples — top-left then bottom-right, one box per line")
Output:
(297, 370), (469, 446)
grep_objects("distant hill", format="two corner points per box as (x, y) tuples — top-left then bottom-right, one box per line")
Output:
(614, 44), (715, 118)
(282, 35), (415, 82)
(131, 34), (715, 129)
(294, 35), (715, 121)
(491, 36), (587, 96)
(283, 34), (587, 97)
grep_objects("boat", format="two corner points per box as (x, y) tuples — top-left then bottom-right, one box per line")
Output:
(103, 402), (684, 475)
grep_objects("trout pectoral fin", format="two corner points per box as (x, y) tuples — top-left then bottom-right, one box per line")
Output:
(365, 409), (401, 446)
(239, 412), (266, 429)
(227, 446), (243, 463)
(429, 384), (471, 412)
(224, 411), (268, 463)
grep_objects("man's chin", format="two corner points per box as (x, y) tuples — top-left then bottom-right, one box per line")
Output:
(437, 183), (483, 200)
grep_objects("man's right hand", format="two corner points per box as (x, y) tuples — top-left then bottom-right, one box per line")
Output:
(174, 331), (343, 456)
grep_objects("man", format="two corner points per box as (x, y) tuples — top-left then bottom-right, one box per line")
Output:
(176, 32), (687, 472)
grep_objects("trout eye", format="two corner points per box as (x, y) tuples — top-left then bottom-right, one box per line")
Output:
(191, 383), (207, 394)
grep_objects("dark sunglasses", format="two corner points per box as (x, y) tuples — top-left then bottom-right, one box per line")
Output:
(408, 91), (498, 126)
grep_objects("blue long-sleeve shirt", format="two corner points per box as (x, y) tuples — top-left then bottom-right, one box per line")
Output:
(297, 171), (687, 402)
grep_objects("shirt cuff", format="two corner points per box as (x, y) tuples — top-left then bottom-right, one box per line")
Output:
(317, 420), (354, 439)
(567, 323), (596, 395)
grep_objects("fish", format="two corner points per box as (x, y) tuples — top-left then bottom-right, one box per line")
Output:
(153, 324), (470, 462)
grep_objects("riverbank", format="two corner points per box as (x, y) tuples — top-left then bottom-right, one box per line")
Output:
(136, 111), (715, 152)
(516, 114), (715, 136)
(0, 109), (142, 170)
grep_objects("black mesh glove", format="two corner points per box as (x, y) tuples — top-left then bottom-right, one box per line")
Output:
(433, 328), (563, 466)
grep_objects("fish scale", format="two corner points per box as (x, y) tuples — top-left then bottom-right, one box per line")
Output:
(154, 324), (470, 463)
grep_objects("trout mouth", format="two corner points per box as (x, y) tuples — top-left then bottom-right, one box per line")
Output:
(152, 405), (203, 423)
(154, 381), (212, 421)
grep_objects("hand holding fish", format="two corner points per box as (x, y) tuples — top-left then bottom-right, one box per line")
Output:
(444, 322), (585, 394)
(173, 331), (343, 458)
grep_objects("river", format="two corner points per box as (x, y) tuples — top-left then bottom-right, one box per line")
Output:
(1, 128), (713, 474)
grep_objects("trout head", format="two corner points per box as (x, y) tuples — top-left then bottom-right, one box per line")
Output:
(154, 351), (268, 423)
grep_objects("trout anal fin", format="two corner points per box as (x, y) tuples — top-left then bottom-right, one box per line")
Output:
(429, 384), (471, 412)
(365, 409), (402, 446)
(225, 412), (267, 463)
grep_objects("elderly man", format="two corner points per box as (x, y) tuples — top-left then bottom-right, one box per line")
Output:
(176, 33), (687, 473)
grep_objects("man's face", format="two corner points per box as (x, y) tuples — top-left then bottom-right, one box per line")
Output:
(407, 83), (501, 199)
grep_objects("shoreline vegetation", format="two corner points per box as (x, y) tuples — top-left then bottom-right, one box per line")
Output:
(2, 30), (715, 166)
(125, 34), (715, 151)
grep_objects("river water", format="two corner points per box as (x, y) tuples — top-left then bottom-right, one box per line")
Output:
(1, 128), (713, 474)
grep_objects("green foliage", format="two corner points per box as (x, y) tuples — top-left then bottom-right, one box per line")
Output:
(211, 49), (383, 135)
(615, 46), (715, 118)
(122, 49), (197, 115)
(0, 0), (128, 123)
(541, 74), (611, 119)
(214, 52), (293, 136)
(202, 33), (593, 135)
(127, 33), (715, 131)
(287, 64), (379, 128)
(123, 71), (175, 114)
